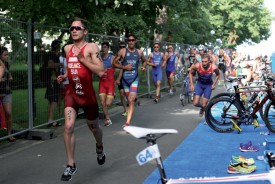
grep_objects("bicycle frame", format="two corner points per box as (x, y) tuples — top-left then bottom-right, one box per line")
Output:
(146, 135), (168, 184)
(180, 71), (193, 106)
(222, 79), (275, 121)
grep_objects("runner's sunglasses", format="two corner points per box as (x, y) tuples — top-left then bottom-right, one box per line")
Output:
(70, 26), (85, 31)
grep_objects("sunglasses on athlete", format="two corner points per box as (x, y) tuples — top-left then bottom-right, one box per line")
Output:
(154, 46), (159, 48)
(128, 39), (135, 42)
(119, 45), (126, 48)
(69, 26), (85, 31)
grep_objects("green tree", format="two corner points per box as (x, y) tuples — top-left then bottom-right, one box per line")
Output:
(0, 0), (273, 46)
(208, 0), (273, 47)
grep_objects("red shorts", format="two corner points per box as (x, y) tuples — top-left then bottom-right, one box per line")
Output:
(99, 79), (115, 96)
(65, 93), (99, 121)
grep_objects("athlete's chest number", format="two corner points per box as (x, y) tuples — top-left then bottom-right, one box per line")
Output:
(136, 144), (161, 165)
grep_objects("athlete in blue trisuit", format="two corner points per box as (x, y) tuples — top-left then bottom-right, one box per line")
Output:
(113, 34), (147, 127)
(189, 53), (220, 117)
(163, 44), (180, 95)
(147, 42), (165, 103)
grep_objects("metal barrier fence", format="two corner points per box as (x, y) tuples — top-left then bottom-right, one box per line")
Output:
(0, 18), (194, 141)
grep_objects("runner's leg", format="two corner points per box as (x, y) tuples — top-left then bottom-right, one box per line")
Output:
(63, 107), (77, 166)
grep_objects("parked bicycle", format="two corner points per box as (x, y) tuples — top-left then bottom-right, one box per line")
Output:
(263, 95), (275, 133)
(179, 66), (193, 106)
(208, 76), (267, 123)
(205, 74), (275, 133)
(124, 126), (275, 184)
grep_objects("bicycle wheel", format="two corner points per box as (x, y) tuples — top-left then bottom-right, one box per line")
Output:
(180, 82), (186, 106)
(263, 100), (275, 133)
(205, 97), (242, 133)
(259, 99), (269, 122)
(208, 93), (243, 125)
(209, 92), (234, 102)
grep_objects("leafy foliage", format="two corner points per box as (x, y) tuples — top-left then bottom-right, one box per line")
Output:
(208, 0), (273, 45)
(0, 0), (273, 46)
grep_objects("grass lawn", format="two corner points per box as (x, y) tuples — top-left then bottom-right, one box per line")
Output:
(10, 79), (151, 130)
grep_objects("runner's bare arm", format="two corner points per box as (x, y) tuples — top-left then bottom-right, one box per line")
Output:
(0, 60), (5, 80)
(139, 50), (147, 69)
(146, 53), (155, 66)
(78, 43), (105, 77)
(189, 63), (198, 87)
(57, 70), (67, 83)
(112, 48), (132, 70)
(115, 69), (123, 84)
(56, 44), (70, 82)
(212, 65), (220, 88)
(162, 52), (165, 62)
(162, 52), (168, 67)
(111, 55), (115, 66)
(176, 52), (181, 67)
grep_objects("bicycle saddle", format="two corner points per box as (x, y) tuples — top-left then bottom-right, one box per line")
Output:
(226, 76), (242, 82)
(123, 126), (178, 139)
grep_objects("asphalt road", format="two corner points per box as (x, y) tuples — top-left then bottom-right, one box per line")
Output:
(0, 85), (224, 184)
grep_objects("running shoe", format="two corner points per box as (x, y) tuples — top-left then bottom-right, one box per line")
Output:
(227, 162), (256, 174)
(154, 98), (158, 103)
(122, 123), (130, 128)
(121, 111), (128, 117)
(240, 141), (259, 152)
(96, 144), (106, 165)
(52, 122), (62, 127)
(61, 164), (77, 181)
(190, 93), (194, 101)
(169, 89), (173, 95)
(199, 108), (204, 117)
(104, 119), (112, 126)
(253, 119), (259, 128)
(179, 93), (184, 100)
(232, 155), (255, 165)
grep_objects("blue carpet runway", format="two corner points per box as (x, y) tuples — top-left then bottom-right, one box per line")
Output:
(144, 119), (275, 184)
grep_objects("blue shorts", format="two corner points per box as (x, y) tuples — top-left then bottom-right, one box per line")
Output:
(152, 71), (162, 83)
(194, 81), (212, 99)
(122, 77), (139, 95)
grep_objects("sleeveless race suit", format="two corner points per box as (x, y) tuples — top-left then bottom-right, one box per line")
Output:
(121, 48), (140, 94)
(166, 52), (176, 78)
(194, 62), (213, 99)
(65, 44), (99, 120)
(99, 54), (115, 96)
(151, 52), (163, 83)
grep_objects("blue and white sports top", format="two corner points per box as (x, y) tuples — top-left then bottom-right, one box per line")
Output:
(152, 52), (162, 73)
(166, 52), (176, 72)
(122, 48), (140, 84)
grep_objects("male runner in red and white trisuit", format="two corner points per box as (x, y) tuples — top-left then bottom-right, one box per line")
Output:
(57, 17), (105, 181)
